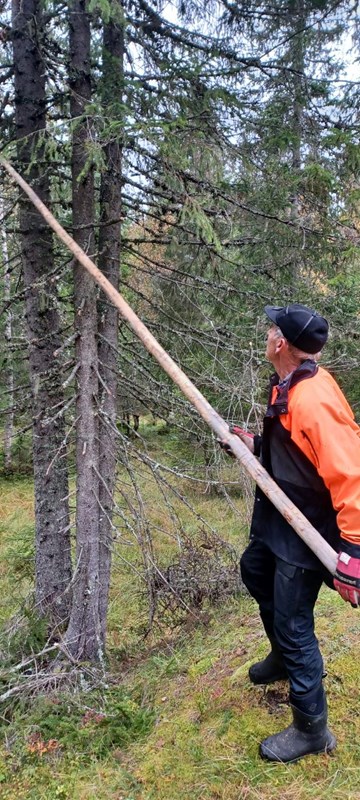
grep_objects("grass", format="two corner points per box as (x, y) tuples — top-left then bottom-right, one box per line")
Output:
(0, 427), (360, 800)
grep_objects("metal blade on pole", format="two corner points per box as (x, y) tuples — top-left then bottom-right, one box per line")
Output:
(1, 158), (338, 576)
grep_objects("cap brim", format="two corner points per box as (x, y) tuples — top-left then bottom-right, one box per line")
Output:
(264, 305), (281, 324)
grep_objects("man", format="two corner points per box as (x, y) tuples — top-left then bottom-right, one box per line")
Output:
(232, 303), (360, 763)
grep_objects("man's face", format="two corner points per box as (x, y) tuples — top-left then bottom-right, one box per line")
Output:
(265, 324), (283, 364)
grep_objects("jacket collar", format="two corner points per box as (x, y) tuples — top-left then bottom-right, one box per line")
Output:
(266, 359), (318, 417)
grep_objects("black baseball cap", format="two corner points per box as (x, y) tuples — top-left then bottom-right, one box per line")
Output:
(264, 303), (328, 354)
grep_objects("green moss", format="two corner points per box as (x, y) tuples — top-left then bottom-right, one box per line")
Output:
(188, 655), (217, 678)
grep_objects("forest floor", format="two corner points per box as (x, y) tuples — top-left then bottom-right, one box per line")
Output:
(0, 422), (360, 800)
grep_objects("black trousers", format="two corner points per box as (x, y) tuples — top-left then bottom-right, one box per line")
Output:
(240, 538), (324, 704)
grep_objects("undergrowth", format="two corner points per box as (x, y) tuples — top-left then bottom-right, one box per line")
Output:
(0, 430), (359, 800)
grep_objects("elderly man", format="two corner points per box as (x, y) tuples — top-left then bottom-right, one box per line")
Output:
(234, 303), (360, 762)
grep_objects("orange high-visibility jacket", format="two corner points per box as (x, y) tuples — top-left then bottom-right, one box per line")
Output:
(278, 366), (360, 548)
(250, 361), (360, 570)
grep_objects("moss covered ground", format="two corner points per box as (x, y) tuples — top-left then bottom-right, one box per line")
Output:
(0, 430), (359, 800)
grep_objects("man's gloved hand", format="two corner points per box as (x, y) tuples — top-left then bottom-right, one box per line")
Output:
(231, 425), (255, 442)
(217, 426), (255, 457)
(334, 547), (360, 608)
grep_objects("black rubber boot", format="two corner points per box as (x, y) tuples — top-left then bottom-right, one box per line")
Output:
(249, 644), (288, 685)
(259, 703), (336, 763)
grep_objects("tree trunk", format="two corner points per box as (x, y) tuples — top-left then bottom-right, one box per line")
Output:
(0, 197), (14, 472)
(64, 0), (102, 662)
(97, 4), (124, 646)
(289, 0), (305, 289)
(11, 0), (72, 624)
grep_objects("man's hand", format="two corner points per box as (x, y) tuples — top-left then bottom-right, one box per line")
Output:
(231, 426), (255, 453)
(334, 549), (360, 607)
(218, 426), (255, 456)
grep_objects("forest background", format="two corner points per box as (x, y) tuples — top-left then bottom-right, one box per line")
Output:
(0, 1), (360, 798)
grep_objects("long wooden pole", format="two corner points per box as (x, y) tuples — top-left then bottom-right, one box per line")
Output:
(1, 158), (338, 575)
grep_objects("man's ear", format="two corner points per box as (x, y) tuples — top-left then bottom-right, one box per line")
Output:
(274, 335), (286, 354)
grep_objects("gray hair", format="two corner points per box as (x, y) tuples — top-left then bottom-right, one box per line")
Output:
(274, 326), (320, 361)
(287, 341), (321, 362)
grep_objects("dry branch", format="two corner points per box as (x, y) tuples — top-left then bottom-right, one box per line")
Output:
(1, 158), (338, 576)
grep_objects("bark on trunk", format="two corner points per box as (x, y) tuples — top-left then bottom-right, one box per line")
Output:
(64, 0), (102, 662)
(0, 198), (14, 472)
(97, 6), (124, 646)
(11, 0), (72, 623)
